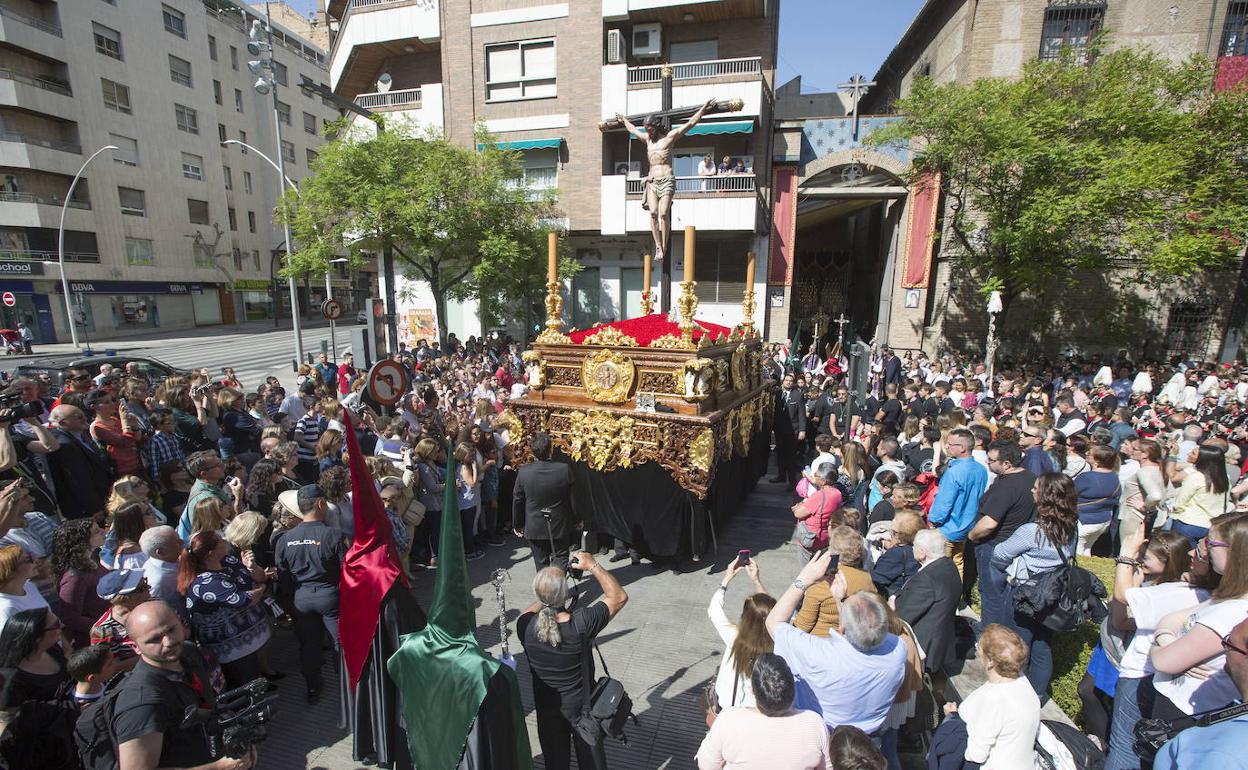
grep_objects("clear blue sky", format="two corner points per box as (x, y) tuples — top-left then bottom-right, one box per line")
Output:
(279, 0), (926, 96)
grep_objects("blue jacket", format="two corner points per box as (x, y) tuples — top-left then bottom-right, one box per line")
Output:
(928, 456), (988, 542)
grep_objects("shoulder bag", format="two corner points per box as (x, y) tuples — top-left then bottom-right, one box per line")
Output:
(572, 621), (638, 747)
(1011, 547), (1109, 633)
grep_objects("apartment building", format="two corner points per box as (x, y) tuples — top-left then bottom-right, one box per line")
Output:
(323, 0), (779, 341)
(769, 0), (1248, 360)
(0, 0), (343, 342)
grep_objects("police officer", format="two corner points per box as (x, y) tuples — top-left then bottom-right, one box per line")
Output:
(273, 484), (347, 704)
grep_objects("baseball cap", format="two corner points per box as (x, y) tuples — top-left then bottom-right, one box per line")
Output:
(97, 569), (145, 601)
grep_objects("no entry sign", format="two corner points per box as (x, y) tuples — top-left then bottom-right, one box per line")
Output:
(321, 298), (343, 321)
(365, 359), (409, 406)
(1, 292), (14, 307)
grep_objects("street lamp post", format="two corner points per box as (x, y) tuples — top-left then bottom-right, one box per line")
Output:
(985, 290), (1003, 385)
(327, 257), (347, 361)
(58, 145), (116, 349)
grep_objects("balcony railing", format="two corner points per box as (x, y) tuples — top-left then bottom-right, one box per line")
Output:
(354, 87), (422, 110)
(0, 6), (63, 37)
(0, 130), (81, 154)
(628, 57), (761, 85)
(349, 0), (412, 9)
(0, 191), (91, 209)
(625, 174), (756, 194)
(0, 68), (72, 96)
(0, 249), (99, 263)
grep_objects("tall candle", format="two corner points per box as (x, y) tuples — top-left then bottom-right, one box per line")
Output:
(745, 250), (756, 290)
(642, 254), (651, 300)
(547, 231), (558, 283)
(683, 226), (695, 283)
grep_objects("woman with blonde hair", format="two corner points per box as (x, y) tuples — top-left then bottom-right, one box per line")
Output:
(224, 511), (270, 555)
(190, 496), (230, 538)
(412, 438), (446, 569)
(316, 428), (344, 473)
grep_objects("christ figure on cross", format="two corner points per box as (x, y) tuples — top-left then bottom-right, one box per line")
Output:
(616, 98), (715, 261)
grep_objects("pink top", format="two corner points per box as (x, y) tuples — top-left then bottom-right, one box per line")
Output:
(801, 487), (844, 550)
(695, 706), (832, 770)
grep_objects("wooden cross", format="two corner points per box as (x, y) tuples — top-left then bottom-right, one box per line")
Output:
(838, 74), (876, 141)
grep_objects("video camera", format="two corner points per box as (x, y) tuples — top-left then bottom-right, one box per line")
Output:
(0, 391), (41, 423)
(181, 678), (278, 759)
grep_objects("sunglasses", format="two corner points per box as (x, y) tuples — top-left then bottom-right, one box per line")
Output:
(1223, 633), (1248, 657)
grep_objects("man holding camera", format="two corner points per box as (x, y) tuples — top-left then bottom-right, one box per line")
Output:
(113, 601), (255, 770)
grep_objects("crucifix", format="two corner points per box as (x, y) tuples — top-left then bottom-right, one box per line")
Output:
(838, 73), (876, 141)
(601, 68), (742, 314)
(834, 312), (851, 344)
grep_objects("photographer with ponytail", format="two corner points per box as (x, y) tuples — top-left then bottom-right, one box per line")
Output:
(518, 550), (629, 770)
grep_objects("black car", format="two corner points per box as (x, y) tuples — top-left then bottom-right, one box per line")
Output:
(12, 354), (189, 390)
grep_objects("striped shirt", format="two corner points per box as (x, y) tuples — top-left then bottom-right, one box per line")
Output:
(295, 413), (324, 463)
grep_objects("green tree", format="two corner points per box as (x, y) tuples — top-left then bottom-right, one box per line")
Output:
(278, 123), (568, 344)
(868, 44), (1248, 332)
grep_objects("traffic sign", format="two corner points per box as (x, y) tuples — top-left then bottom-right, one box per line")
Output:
(365, 359), (409, 407)
(1, 292), (14, 307)
(321, 298), (343, 321)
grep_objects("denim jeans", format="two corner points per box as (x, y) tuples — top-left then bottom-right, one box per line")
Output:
(976, 545), (1013, 630)
(1104, 675), (1156, 770)
(879, 727), (900, 770)
(1007, 591), (1054, 696)
(1168, 519), (1209, 550)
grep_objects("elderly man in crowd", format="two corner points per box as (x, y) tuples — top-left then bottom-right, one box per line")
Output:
(765, 550), (909, 739)
(45, 404), (112, 520)
(893, 529), (961, 682)
(140, 525), (183, 607)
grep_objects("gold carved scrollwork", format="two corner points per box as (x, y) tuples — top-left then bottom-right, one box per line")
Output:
(638, 370), (679, 395)
(581, 325), (639, 347)
(546, 366), (581, 388)
(581, 349), (637, 404)
(567, 410), (636, 472)
(535, 328), (573, 345)
(714, 360), (730, 393)
(690, 428), (715, 473)
(648, 333), (695, 350)
(731, 344), (749, 391)
(736, 398), (755, 457)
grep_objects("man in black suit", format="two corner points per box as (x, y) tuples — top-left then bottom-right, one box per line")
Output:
(770, 373), (806, 484)
(894, 528), (961, 682)
(881, 346), (903, 385)
(45, 404), (113, 520)
(512, 431), (577, 569)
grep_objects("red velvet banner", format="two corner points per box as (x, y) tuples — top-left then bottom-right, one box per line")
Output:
(769, 166), (799, 285)
(1215, 55), (1248, 92)
(901, 171), (941, 289)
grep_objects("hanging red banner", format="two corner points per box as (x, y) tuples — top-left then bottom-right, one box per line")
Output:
(901, 171), (941, 288)
(769, 166), (799, 285)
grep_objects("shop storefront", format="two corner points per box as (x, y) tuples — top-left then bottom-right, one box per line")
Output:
(234, 279), (274, 321)
(54, 280), (215, 341)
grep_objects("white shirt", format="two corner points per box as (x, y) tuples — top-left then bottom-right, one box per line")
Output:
(707, 589), (755, 710)
(959, 675), (1040, 768)
(280, 394), (308, 423)
(1153, 598), (1248, 714)
(1119, 582), (1209, 678)
(0, 580), (50, 632)
(143, 558), (180, 602)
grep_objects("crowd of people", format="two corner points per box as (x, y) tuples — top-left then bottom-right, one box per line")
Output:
(2, 322), (1248, 769)
(0, 333), (538, 770)
(682, 340), (1248, 768)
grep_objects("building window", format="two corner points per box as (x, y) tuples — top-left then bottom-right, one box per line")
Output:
(175, 104), (199, 134)
(512, 149), (559, 192)
(93, 23), (122, 60)
(1038, 0), (1105, 62)
(169, 55), (193, 87)
(306, 148), (318, 166)
(213, 80), (222, 105)
(223, 166), (232, 190)
(277, 101), (291, 125)
(252, 249), (261, 270)
(232, 246), (243, 270)
(188, 198), (210, 225)
(125, 237), (154, 266)
(208, 34), (218, 61)
(230, 46), (238, 71)
(485, 39), (556, 102)
(1222, 1), (1248, 56)
(109, 133), (139, 166)
(118, 186), (146, 216)
(273, 61), (288, 86)
(234, 88), (244, 113)
(162, 4), (186, 38)
(238, 130), (247, 153)
(692, 245), (748, 303)
(218, 123), (227, 143)
(247, 211), (256, 233)
(101, 78), (131, 113)
(243, 171), (252, 194)
(181, 152), (204, 181)
(1164, 297), (1215, 358)
(228, 207), (237, 231)
(303, 112), (317, 135)
(281, 140), (295, 164)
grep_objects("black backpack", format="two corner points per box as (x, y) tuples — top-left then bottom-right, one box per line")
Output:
(74, 670), (131, 770)
(1012, 549), (1108, 633)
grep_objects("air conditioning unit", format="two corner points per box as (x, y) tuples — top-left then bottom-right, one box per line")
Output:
(632, 23), (662, 58)
(606, 29), (624, 64)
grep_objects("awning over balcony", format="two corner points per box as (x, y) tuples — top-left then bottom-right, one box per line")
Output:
(627, 121), (755, 139)
(480, 138), (564, 151)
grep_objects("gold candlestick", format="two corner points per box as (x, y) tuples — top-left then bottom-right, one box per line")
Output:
(741, 250), (757, 335)
(639, 253), (654, 315)
(536, 231), (571, 344)
(679, 227), (698, 343)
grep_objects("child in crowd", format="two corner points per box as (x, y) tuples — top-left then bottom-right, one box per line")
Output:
(67, 644), (117, 708)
